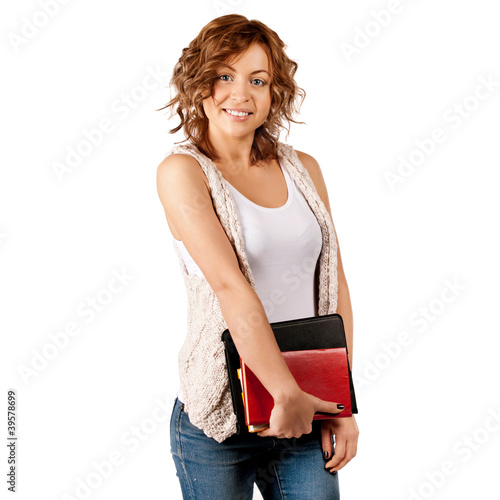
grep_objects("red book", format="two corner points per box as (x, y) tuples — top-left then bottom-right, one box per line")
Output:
(239, 347), (352, 432)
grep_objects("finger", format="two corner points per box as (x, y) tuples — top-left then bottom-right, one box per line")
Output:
(328, 437), (358, 471)
(315, 397), (345, 416)
(256, 427), (272, 437)
(325, 437), (346, 471)
(321, 424), (333, 461)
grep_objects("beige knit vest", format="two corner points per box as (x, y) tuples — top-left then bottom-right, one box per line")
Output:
(169, 141), (338, 443)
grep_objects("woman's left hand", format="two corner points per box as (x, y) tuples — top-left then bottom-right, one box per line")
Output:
(321, 415), (359, 473)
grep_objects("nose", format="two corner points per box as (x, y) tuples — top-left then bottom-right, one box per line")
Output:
(231, 79), (250, 103)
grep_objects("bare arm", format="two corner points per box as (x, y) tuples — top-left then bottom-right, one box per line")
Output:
(296, 150), (359, 472)
(156, 153), (342, 438)
(295, 150), (354, 367)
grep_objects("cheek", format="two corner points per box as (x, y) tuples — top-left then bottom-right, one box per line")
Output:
(202, 96), (217, 117)
(210, 81), (226, 98)
(201, 86), (219, 111)
(259, 92), (272, 113)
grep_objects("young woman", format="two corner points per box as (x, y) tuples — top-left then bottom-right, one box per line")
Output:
(156, 14), (359, 500)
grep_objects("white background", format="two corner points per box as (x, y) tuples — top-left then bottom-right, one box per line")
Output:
(2, 0), (499, 499)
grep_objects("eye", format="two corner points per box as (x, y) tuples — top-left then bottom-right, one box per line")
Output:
(217, 74), (232, 82)
(251, 78), (266, 86)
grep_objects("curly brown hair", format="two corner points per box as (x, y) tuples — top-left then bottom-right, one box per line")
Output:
(158, 14), (305, 165)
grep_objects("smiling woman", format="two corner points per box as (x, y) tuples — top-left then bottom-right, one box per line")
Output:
(156, 14), (358, 500)
(159, 14), (304, 165)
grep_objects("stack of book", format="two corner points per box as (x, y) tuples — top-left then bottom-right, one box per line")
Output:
(222, 313), (358, 434)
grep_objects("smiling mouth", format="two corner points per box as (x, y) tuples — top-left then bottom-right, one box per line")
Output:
(223, 109), (252, 117)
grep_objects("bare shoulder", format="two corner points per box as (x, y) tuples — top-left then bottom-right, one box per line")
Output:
(156, 152), (211, 241)
(156, 153), (209, 191)
(294, 149), (331, 215)
(295, 150), (321, 173)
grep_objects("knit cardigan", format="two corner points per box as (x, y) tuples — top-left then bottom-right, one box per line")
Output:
(169, 141), (338, 443)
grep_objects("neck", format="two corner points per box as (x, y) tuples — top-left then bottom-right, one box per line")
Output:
(205, 127), (256, 172)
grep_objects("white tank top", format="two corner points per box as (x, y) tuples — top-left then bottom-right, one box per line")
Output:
(174, 158), (323, 322)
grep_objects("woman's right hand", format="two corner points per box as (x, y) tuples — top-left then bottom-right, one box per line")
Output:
(257, 387), (344, 439)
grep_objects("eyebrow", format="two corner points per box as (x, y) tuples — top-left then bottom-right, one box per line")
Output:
(219, 64), (271, 77)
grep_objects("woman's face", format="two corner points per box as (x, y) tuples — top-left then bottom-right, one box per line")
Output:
(202, 43), (272, 144)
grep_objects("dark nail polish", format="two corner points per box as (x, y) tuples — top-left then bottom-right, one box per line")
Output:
(323, 450), (329, 459)
(337, 404), (344, 410)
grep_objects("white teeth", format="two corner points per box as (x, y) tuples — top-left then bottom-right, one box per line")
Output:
(225, 109), (250, 117)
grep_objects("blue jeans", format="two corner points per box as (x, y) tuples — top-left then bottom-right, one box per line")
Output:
(170, 397), (340, 499)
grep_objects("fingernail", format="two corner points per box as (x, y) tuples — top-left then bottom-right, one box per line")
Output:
(323, 450), (329, 459)
(337, 404), (344, 410)
(330, 469), (337, 474)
